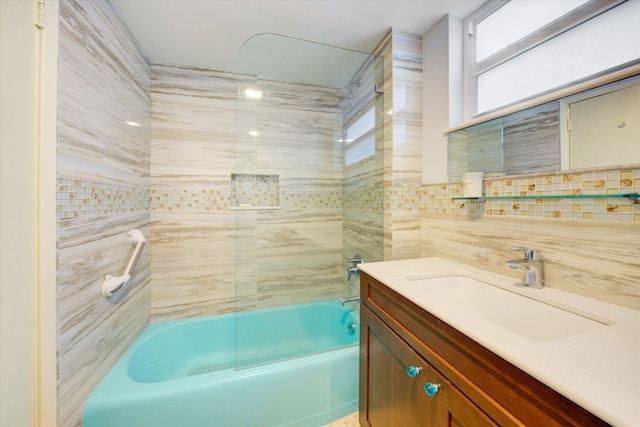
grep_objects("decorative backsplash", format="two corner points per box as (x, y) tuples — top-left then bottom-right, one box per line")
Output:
(420, 168), (639, 222)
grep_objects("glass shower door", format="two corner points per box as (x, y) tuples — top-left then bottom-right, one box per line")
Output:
(234, 34), (383, 370)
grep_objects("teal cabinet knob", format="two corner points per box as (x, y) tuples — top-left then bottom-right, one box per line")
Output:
(424, 382), (440, 396)
(406, 365), (422, 377)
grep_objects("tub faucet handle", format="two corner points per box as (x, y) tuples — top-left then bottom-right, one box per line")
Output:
(347, 266), (360, 281)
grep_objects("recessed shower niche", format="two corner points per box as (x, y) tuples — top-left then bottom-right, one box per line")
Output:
(230, 173), (280, 210)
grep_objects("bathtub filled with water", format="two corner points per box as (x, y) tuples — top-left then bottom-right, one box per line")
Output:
(83, 300), (359, 427)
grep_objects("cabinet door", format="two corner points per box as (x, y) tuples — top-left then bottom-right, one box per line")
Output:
(361, 307), (428, 426)
(426, 368), (498, 427)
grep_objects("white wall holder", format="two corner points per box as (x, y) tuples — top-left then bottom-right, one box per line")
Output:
(102, 229), (146, 298)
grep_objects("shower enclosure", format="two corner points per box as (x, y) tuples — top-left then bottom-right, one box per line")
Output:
(233, 34), (384, 368)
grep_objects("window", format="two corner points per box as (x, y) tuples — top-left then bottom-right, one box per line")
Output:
(465, 0), (640, 117)
(343, 106), (376, 166)
(475, 1), (589, 62)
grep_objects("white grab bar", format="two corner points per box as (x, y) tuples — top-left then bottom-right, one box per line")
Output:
(102, 229), (146, 298)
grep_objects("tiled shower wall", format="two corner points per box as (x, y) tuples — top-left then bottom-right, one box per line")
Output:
(150, 64), (347, 321)
(149, 65), (238, 321)
(149, 29), (422, 320)
(378, 29), (425, 261)
(56, 1), (151, 426)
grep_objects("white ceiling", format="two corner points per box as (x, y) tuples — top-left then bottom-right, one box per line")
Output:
(111, 0), (487, 84)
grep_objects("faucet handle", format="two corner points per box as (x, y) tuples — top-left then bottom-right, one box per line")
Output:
(512, 246), (540, 261)
(348, 257), (363, 265)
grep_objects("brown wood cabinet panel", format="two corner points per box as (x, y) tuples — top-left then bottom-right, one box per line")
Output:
(361, 306), (499, 427)
(360, 306), (428, 426)
(426, 367), (497, 427)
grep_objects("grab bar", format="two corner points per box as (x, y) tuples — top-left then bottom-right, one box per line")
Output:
(102, 229), (146, 298)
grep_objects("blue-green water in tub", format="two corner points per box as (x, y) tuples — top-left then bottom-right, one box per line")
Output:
(83, 300), (359, 427)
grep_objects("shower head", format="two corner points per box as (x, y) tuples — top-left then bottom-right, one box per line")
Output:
(335, 78), (362, 99)
(335, 87), (353, 99)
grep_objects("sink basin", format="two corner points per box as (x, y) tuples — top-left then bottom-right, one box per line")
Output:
(405, 273), (614, 342)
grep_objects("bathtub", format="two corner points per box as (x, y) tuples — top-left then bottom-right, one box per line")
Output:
(83, 300), (359, 427)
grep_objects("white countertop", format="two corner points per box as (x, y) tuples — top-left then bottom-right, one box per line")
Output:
(359, 257), (640, 427)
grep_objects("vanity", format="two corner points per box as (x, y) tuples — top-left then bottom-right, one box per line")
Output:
(358, 257), (640, 427)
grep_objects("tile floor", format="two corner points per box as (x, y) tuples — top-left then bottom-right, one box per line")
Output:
(323, 412), (359, 426)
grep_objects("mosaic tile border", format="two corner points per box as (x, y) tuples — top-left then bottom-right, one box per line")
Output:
(58, 170), (638, 221)
(57, 178), (150, 219)
(384, 185), (421, 211)
(421, 169), (640, 222)
(344, 187), (384, 213)
(151, 188), (228, 212)
(279, 190), (342, 210)
(150, 187), (343, 212)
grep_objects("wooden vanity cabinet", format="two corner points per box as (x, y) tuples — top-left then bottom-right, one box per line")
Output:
(360, 306), (497, 427)
(359, 272), (609, 427)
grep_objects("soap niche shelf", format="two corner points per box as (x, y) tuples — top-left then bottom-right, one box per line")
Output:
(452, 193), (639, 201)
(230, 173), (281, 210)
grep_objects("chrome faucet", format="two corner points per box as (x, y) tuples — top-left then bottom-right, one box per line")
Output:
(347, 266), (360, 281)
(507, 246), (543, 288)
(347, 256), (363, 281)
(340, 295), (360, 306)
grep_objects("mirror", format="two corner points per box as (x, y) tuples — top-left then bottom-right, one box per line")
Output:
(447, 75), (640, 181)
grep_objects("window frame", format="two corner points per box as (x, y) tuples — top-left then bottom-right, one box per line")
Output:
(464, 0), (628, 119)
(343, 103), (377, 167)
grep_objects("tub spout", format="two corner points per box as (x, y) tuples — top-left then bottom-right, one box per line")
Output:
(340, 295), (360, 306)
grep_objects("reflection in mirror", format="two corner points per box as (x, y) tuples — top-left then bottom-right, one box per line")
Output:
(448, 75), (639, 181)
(447, 119), (503, 181)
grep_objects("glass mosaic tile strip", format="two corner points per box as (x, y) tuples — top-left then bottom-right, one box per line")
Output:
(57, 178), (150, 219)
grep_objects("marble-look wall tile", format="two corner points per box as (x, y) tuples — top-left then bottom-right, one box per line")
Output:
(246, 90), (346, 304)
(390, 29), (423, 186)
(57, 215), (150, 426)
(57, 1), (150, 425)
(58, 0), (149, 187)
(420, 212), (640, 310)
(255, 208), (344, 306)
(150, 65), (238, 320)
(149, 213), (236, 320)
(374, 28), (424, 261)
(151, 65), (347, 320)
